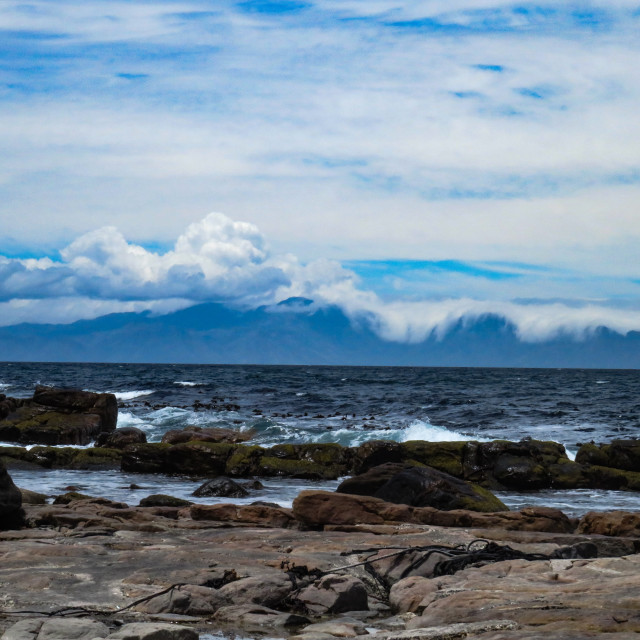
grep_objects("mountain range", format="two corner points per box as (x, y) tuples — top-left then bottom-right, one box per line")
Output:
(1, 299), (639, 368)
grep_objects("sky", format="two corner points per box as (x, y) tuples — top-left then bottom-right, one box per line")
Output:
(1, 0), (640, 344)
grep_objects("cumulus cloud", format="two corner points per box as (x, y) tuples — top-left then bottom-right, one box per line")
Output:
(1, 213), (639, 343)
(0, 213), (356, 314)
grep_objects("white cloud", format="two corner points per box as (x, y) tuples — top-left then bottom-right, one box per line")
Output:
(0, 213), (639, 343)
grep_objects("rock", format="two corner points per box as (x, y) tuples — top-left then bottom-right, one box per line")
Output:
(374, 619), (519, 639)
(337, 463), (413, 496)
(121, 443), (171, 474)
(295, 617), (367, 637)
(0, 386), (117, 446)
(135, 584), (227, 616)
(0, 460), (24, 529)
(295, 574), (368, 615)
(27, 446), (121, 470)
(95, 427), (147, 449)
(340, 464), (508, 512)
(217, 572), (294, 608)
(53, 491), (93, 504)
(576, 439), (640, 472)
(0, 617), (109, 640)
(389, 576), (439, 614)
(192, 477), (249, 498)
(213, 604), (309, 631)
(139, 494), (192, 508)
(161, 426), (252, 445)
(351, 440), (405, 474)
(19, 487), (48, 505)
(293, 491), (573, 533)
(107, 622), (198, 640)
(190, 502), (296, 528)
(577, 510), (640, 537)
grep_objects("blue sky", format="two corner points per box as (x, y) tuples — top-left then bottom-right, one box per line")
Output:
(1, 1), (640, 341)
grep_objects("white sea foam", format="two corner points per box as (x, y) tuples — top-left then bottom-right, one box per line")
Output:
(174, 381), (203, 387)
(112, 390), (155, 401)
(400, 420), (488, 443)
(296, 392), (306, 396)
(596, 380), (608, 384)
(117, 411), (148, 428)
(0, 382), (10, 391)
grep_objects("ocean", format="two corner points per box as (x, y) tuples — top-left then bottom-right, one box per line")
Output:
(2, 362), (640, 516)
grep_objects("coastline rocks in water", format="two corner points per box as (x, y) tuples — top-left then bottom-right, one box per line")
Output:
(192, 477), (249, 498)
(96, 427), (147, 449)
(19, 487), (48, 505)
(0, 461), (24, 530)
(0, 386), (117, 445)
(338, 463), (508, 512)
(162, 425), (253, 445)
(294, 574), (368, 615)
(577, 439), (640, 472)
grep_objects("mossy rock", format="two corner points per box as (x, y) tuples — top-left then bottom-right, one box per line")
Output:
(583, 464), (640, 491)
(225, 445), (267, 477)
(1, 410), (102, 446)
(0, 447), (38, 469)
(547, 460), (589, 489)
(257, 456), (342, 480)
(70, 447), (121, 470)
(53, 491), (93, 504)
(269, 443), (351, 469)
(458, 483), (509, 513)
(29, 446), (79, 468)
(165, 441), (237, 476)
(401, 441), (467, 477)
(576, 442), (610, 467)
(121, 443), (172, 473)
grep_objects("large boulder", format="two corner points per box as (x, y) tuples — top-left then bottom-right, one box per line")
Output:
(338, 464), (508, 512)
(0, 460), (24, 529)
(217, 573), (294, 608)
(0, 386), (117, 445)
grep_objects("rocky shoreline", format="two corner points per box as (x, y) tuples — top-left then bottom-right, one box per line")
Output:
(2, 387), (640, 639)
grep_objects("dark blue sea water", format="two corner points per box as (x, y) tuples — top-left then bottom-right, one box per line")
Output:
(2, 363), (640, 515)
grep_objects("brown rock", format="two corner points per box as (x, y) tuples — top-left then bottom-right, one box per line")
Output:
(161, 426), (252, 445)
(389, 576), (439, 614)
(294, 574), (368, 615)
(577, 510), (640, 537)
(190, 503), (296, 528)
(217, 572), (293, 608)
(95, 426), (147, 449)
(136, 584), (227, 615)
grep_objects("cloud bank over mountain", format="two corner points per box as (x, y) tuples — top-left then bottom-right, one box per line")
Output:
(2, 213), (639, 345)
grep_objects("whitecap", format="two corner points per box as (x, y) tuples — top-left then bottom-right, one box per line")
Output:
(295, 392), (306, 397)
(112, 390), (155, 401)
(174, 381), (203, 387)
(401, 420), (488, 443)
(0, 382), (10, 391)
(596, 380), (608, 384)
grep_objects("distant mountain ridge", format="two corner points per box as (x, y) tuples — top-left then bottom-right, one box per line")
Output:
(1, 300), (639, 368)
